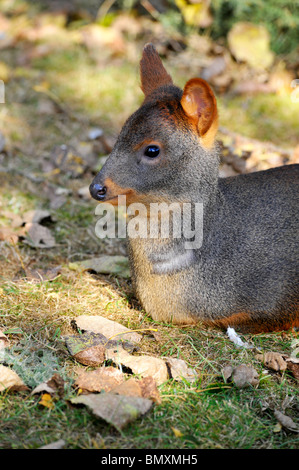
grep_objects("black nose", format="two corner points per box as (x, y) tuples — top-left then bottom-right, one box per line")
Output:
(89, 182), (107, 201)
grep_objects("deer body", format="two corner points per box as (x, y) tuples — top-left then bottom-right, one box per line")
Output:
(128, 164), (299, 332)
(90, 44), (299, 333)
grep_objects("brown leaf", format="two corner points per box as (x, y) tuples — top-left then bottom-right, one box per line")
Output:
(222, 365), (234, 382)
(70, 393), (153, 430)
(138, 376), (161, 404)
(47, 373), (65, 398)
(78, 256), (130, 278)
(286, 360), (299, 382)
(111, 376), (161, 404)
(23, 222), (55, 248)
(106, 348), (168, 386)
(14, 266), (61, 282)
(74, 367), (124, 393)
(166, 357), (197, 383)
(0, 365), (28, 392)
(74, 344), (106, 367)
(0, 329), (9, 350)
(222, 364), (259, 388)
(65, 331), (138, 358)
(31, 373), (65, 398)
(255, 352), (287, 372)
(39, 439), (66, 449)
(274, 409), (299, 433)
(74, 315), (142, 344)
(232, 365), (259, 388)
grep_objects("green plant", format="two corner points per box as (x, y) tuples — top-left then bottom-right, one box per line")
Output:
(211, 0), (299, 54)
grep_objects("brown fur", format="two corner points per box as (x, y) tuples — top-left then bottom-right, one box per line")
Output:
(140, 43), (173, 97)
(181, 78), (218, 148)
(90, 44), (299, 335)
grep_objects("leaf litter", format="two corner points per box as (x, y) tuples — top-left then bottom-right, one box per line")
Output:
(0, 312), (198, 430)
(0, 364), (29, 392)
(222, 364), (259, 388)
(71, 393), (153, 431)
(0, 209), (56, 248)
(74, 314), (142, 344)
(2, 308), (298, 431)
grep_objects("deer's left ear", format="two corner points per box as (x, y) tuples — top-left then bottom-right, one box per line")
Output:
(181, 78), (218, 148)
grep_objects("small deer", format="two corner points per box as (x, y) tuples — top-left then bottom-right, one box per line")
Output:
(90, 44), (299, 333)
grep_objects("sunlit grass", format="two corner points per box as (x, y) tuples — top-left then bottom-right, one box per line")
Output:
(32, 48), (142, 132)
(218, 91), (299, 147)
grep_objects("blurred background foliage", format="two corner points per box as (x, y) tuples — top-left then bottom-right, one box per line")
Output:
(0, 0), (298, 172)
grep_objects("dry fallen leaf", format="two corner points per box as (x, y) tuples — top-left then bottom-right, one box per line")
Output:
(31, 373), (65, 398)
(274, 409), (299, 433)
(166, 357), (197, 383)
(74, 345), (106, 367)
(171, 427), (184, 438)
(222, 364), (259, 388)
(66, 331), (138, 356)
(111, 376), (161, 404)
(39, 393), (54, 409)
(78, 256), (130, 278)
(286, 360), (299, 382)
(22, 209), (53, 225)
(74, 367), (124, 393)
(70, 393), (153, 430)
(39, 439), (66, 449)
(74, 315), (142, 344)
(222, 365), (234, 382)
(32, 382), (56, 396)
(0, 329), (9, 350)
(255, 352), (287, 372)
(0, 365), (28, 392)
(65, 331), (138, 367)
(14, 266), (61, 282)
(232, 365), (259, 388)
(106, 347), (168, 386)
(110, 376), (142, 397)
(138, 376), (161, 404)
(23, 222), (55, 248)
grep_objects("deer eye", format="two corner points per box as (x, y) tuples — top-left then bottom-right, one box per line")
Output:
(144, 145), (160, 158)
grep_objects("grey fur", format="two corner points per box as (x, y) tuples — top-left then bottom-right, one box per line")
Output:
(90, 84), (299, 333)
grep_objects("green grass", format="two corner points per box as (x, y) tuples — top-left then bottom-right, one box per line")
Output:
(0, 261), (298, 449)
(218, 92), (299, 147)
(0, 3), (298, 450)
(1, 322), (298, 449)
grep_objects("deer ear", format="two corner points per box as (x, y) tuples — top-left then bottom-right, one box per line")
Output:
(140, 43), (173, 97)
(181, 78), (218, 148)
